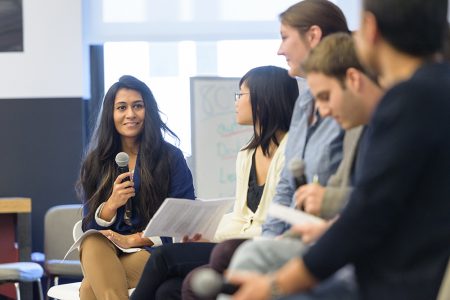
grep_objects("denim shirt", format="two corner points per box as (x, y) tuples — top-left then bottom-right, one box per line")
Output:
(262, 78), (344, 237)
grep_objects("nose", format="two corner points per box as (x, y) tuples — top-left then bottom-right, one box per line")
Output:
(316, 102), (331, 118)
(125, 106), (136, 118)
(277, 42), (284, 56)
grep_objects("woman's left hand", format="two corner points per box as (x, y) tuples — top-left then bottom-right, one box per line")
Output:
(100, 230), (143, 248)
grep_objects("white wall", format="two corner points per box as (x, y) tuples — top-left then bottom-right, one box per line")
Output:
(0, 0), (362, 100)
(0, 0), (83, 99)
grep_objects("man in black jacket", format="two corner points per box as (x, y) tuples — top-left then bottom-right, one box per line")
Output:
(228, 1), (450, 299)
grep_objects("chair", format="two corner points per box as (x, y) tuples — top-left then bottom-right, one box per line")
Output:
(47, 221), (135, 299)
(0, 262), (44, 300)
(48, 282), (135, 300)
(44, 205), (83, 293)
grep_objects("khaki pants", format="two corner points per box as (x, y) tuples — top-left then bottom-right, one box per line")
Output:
(437, 259), (450, 300)
(79, 233), (150, 300)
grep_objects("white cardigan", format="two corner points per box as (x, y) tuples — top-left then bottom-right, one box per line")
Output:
(214, 134), (288, 242)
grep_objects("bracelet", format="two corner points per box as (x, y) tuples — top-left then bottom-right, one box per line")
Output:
(269, 274), (283, 299)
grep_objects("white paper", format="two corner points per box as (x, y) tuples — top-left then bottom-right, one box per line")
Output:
(268, 203), (323, 225)
(142, 197), (235, 241)
(63, 229), (141, 261)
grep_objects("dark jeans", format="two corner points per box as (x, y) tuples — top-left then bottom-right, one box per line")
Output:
(130, 242), (216, 300)
(130, 239), (248, 300)
(182, 239), (247, 300)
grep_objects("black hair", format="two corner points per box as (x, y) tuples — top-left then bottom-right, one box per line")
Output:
(77, 75), (179, 231)
(240, 66), (299, 156)
(363, 0), (448, 56)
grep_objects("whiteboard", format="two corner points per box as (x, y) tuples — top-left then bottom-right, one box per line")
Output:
(190, 77), (253, 198)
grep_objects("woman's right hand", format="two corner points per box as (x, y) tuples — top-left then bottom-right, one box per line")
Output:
(106, 172), (135, 210)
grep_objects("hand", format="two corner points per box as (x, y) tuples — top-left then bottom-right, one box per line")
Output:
(100, 230), (143, 249)
(227, 271), (271, 300)
(295, 183), (325, 215)
(107, 172), (135, 210)
(290, 219), (331, 244)
(181, 233), (210, 243)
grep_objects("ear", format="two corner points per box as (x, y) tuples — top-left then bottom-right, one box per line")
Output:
(307, 25), (323, 48)
(363, 11), (379, 46)
(345, 68), (362, 92)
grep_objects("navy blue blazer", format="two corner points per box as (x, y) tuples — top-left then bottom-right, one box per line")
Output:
(83, 142), (195, 249)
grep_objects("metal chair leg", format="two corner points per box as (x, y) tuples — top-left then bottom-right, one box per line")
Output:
(14, 282), (21, 300)
(46, 276), (51, 300)
(36, 278), (44, 300)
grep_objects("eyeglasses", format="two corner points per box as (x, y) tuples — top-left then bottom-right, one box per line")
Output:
(235, 92), (249, 101)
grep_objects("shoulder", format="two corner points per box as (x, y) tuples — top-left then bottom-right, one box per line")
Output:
(155, 142), (187, 171)
(164, 142), (185, 160)
(278, 133), (289, 148)
(270, 133), (288, 160)
(383, 63), (450, 108)
(236, 148), (254, 163)
(375, 64), (450, 128)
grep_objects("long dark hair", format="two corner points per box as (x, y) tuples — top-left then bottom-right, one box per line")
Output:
(240, 66), (299, 157)
(77, 75), (179, 231)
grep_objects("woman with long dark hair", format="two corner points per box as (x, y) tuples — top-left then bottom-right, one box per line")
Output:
(76, 75), (195, 299)
(130, 65), (299, 300)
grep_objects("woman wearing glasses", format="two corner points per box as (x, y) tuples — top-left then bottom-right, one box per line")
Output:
(130, 65), (298, 300)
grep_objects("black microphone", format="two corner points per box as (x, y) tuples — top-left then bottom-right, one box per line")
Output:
(191, 268), (239, 299)
(288, 158), (307, 189)
(115, 152), (133, 225)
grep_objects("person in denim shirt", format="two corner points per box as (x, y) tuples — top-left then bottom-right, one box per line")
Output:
(261, 0), (345, 238)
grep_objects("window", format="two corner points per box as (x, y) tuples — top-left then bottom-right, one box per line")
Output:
(103, 39), (287, 155)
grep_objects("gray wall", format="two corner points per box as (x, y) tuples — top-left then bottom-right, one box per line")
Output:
(0, 98), (84, 253)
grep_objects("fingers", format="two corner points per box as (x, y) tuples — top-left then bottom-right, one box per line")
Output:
(291, 223), (306, 233)
(227, 272), (270, 300)
(193, 233), (203, 241)
(181, 233), (203, 243)
(114, 172), (134, 185)
(226, 271), (253, 286)
(296, 184), (324, 215)
(294, 221), (328, 244)
(100, 229), (116, 240)
(112, 173), (136, 202)
(304, 200), (319, 215)
(105, 230), (125, 246)
(295, 184), (311, 209)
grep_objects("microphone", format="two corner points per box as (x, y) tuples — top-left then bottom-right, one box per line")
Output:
(115, 152), (133, 225)
(288, 158), (307, 188)
(115, 152), (130, 178)
(191, 268), (239, 298)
